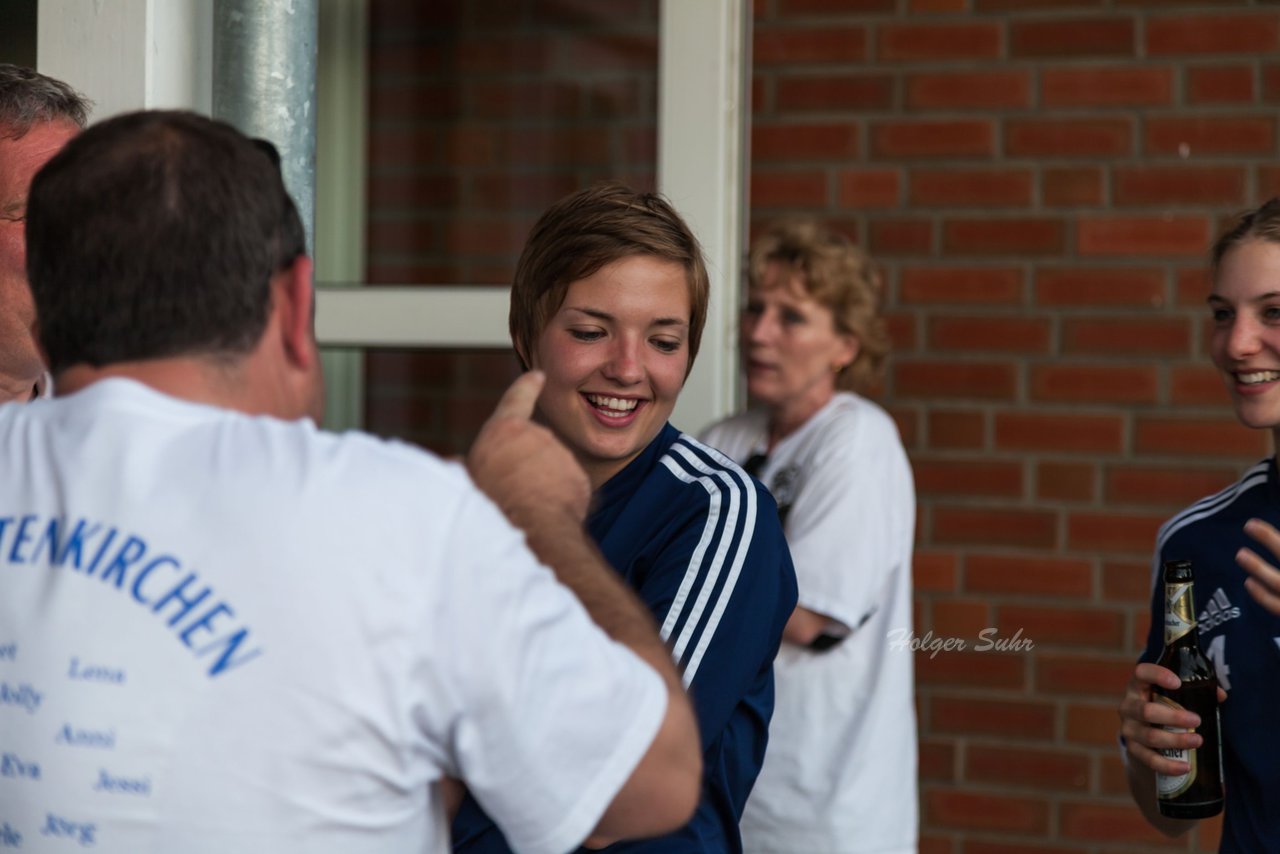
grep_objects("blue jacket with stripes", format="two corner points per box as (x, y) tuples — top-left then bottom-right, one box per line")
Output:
(453, 423), (797, 853)
(1138, 458), (1280, 853)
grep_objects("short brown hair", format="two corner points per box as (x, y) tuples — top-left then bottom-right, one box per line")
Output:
(1211, 197), (1280, 277)
(28, 110), (305, 373)
(509, 181), (709, 377)
(748, 218), (889, 392)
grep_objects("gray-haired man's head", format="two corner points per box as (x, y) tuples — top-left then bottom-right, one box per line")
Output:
(0, 64), (90, 402)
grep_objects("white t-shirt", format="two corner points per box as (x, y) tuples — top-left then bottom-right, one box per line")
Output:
(0, 378), (666, 854)
(700, 392), (917, 854)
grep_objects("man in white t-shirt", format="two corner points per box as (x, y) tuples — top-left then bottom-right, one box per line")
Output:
(0, 64), (88, 403)
(0, 109), (700, 854)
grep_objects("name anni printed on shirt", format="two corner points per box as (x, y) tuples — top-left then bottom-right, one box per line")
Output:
(0, 514), (261, 677)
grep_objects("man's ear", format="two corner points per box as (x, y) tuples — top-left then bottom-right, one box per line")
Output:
(275, 255), (317, 371)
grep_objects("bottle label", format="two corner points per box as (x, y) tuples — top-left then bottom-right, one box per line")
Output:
(1153, 694), (1197, 799)
(1164, 582), (1195, 645)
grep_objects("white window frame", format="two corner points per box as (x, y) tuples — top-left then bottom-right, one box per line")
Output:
(37, 0), (749, 435)
(314, 0), (748, 434)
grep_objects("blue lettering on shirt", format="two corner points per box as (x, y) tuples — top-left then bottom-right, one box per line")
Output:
(0, 682), (41, 714)
(55, 518), (101, 569)
(2, 514), (262, 678)
(55, 725), (115, 749)
(93, 768), (151, 796)
(0, 751), (41, 780)
(200, 627), (262, 677)
(67, 658), (125, 684)
(0, 643), (15, 661)
(84, 528), (117, 578)
(29, 516), (61, 565)
(8, 515), (36, 564)
(130, 556), (178, 605)
(0, 821), (21, 848)
(40, 813), (95, 847)
(97, 536), (146, 588)
(152, 572), (211, 626)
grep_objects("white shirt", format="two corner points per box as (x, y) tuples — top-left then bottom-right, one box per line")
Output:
(0, 378), (665, 854)
(701, 393), (917, 854)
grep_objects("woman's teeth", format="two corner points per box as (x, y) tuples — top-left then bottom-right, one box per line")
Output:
(587, 394), (638, 413)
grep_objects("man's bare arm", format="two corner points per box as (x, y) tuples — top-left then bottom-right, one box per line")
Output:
(467, 372), (701, 840)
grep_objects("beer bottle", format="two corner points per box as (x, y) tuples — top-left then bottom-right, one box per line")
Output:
(1153, 559), (1224, 819)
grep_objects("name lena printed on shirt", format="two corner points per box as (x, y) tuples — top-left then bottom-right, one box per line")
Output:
(0, 514), (262, 677)
(68, 657), (125, 684)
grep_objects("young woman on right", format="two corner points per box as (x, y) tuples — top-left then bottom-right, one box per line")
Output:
(1119, 198), (1280, 852)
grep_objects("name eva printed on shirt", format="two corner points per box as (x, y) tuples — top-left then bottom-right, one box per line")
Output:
(0, 750), (41, 780)
(0, 514), (262, 677)
(886, 627), (1036, 660)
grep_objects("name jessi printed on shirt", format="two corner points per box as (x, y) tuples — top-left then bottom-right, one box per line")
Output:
(886, 627), (1035, 660)
(0, 514), (261, 677)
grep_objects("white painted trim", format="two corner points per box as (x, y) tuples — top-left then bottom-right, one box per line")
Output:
(147, 0), (213, 114)
(659, 0), (749, 435)
(315, 287), (510, 348)
(38, 0), (211, 118)
(38, 0), (750, 433)
(313, 0), (750, 430)
(316, 0), (369, 429)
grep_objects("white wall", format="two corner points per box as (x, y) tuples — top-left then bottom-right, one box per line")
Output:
(38, 0), (211, 119)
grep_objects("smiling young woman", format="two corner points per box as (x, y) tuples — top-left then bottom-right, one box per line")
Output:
(452, 183), (798, 854)
(1119, 198), (1280, 853)
(527, 254), (691, 489)
(1208, 230), (1280, 432)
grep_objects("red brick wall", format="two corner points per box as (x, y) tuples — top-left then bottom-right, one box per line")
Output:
(750, 1), (1276, 851)
(365, 0), (1279, 848)
(364, 0), (659, 453)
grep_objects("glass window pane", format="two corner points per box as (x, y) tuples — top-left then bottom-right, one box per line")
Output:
(323, 347), (523, 456)
(360, 0), (660, 444)
(366, 0), (659, 286)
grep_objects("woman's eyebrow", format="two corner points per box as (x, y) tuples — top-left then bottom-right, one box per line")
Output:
(563, 306), (689, 328)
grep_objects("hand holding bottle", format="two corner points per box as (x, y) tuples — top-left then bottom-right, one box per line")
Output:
(1119, 662), (1205, 778)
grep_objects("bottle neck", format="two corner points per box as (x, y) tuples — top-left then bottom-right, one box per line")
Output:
(1164, 580), (1198, 647)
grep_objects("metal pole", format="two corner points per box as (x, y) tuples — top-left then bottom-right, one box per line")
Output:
(212, 0), (319, 253)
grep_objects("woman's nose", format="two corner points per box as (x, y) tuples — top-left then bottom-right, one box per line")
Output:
(1226, 316), (1262, 360)
(603, 339), (643, 384)
(744, 311), (773, 345)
